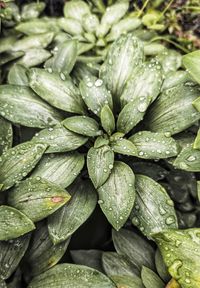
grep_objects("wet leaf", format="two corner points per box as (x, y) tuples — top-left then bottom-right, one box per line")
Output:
(0, 234), (30, 280)
(24, 223), (70, 276)
(153, 228), (200, 288)
(182, 50), (200, 85)
(18, 48), (51, 68)
(98, 161), (135, 230)
(28, 263), (116, 288)
(21, 2), (45, 20)
(63, 116), (102, 137)
(31, 152), (84, 188)
(29, 68), (85, 114)
(157, 49), (182, 75)
(48, 179), (97, 244)
(8, 64), (29, 86)
(100, 105), (115, 135)
(0, 142), (47, 191)
(155, 249), (170, 283)
(194, 129), (200, 149)
(161, 71), (189, 91)
(0, 117), (12, 156)
(64, 0), (90, 22)
(111, 138), (137, 156)
(111, 275), (144, 288)
(128, 162), (168, 181)
(141, 266), (165, 288)
(112, 229), (155, 271)
(129, 131), (179, 159)
(0, 206), (35, 241)
(58, 17), (84, 35)
(32, 124), (88, 153)
(87, 145), (114, 189)
(70, 250), (103, 272)
(15, 19), (58, 35)
(173, 144), (200, 172)
(8, 177), (70, 222)
(0, 85), (63, 128)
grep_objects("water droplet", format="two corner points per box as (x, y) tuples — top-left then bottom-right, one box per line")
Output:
(95, 79), (103, 87)
(98, 199), (104, 204)
(187, 155), (196, 162)
(166, 216), (175, 225)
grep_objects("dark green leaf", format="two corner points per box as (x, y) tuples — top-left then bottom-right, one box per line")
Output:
(173, 144), (200, 172)
(28, 263), (116, 288)
(128, 162), (168, 181)
(97, 162), (135, 231)
(63, 116), (102, 137)
(111, 275), (144, 288)
(155, 249), (170, 283)
(31, 152), (84, 188)
(141, 266), (165, 288)
(70, 250), (103, 272)
(0, 117), (12, 156)
(0, 206), (35, 241)
(8, 177), (71, 222)
(48, 179), (97, 244)
(112, 229), (155, 271)
(87, 145), (114, 188)
(32, 124), (88, 153)
(0, 85), (63, 128)
(0, 142), (47, 191)
(100, 105), (115, 135)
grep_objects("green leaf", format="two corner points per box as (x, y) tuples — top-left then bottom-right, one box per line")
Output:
(21, 2), (45, 20)
(157, 49), (182, 75)
(58, 18), (84, 35)
(0, 234), (30, 280)
(32, 124), (88, 153)
(11, 33), (54, 52)
(193, 96), (200, 112)
(48, 179), (97, 244)
(0, 117), (12, 156)
(45, 40), (78, 75)
(0, 36), (17, 54)
(63, 116), (102, 137)
(0, 85), (63, 128)
(144, 43), (165, 56)
(0, 142), (47, 191)
(112, 229), (155, 271)
(130, 175), (178, 238)
(29, 68), (85, 115)
(8, 177), (71, 222)
(152, 228), (200, 288)
(15, 19), (59, 35)
(111, 138), (137, 156)
(87, 145), (114, 189)
(182, 50), (200, 85)
(97, 161), (135, 231)
(24, 223), (70, 277)
(111, 275), (144, 288)
(82, 14), (100, 33)
(64, 0), (90, 22)
(117, 97), (151, 134)
(155, 249), (170, 283)
(197, 181), (200, 202)
(80, 75), (113, 117)
(129, 131), (179, 159)
(18, 48), (51, 68)
(0, 206), (35, 241)
(0, 280), (6, 288)
(120, 60), (163, 108)
(100, 105), (115, 135)
(71, 250), (103, 272)
(194, 129), (200, 149)
(102, 252), (139, 277)
(28, 263), (116, 288)
(100, 34), (144, 107)
(141, 266), (165, 288)
(31, 152), (84, 188)
(146, 84), (200, 135)
(8, 64), (29, 86)
(161, 71), (189, 91)
(173, 144), (200, 172)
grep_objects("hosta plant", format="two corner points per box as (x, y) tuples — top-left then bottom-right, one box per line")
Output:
(0, 2), (200, 288)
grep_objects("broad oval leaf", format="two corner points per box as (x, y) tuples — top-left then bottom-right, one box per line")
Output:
(58, 17), (84, 35)
(64, 0), (90, 22)
(29, 68), (85, 114)
(63, 116), (102, 137)
(80, 75), (113, 116)
(100, 105), (115, 135)
(97, 161), (135, 231)
(141, 266), (165, 288)
(120, 60), (163, 108)
(0, 206), (35, 241)
(182, 50), (200, 85)
(111, 275), (144, 288)
(0, 234), (30, 280)
(31, 152), (84, 188)
(102, 252), (139, 277)
(161, 71), (189, 91)
(0, 142), (47, 191)
(28, 263), (116, 288)
(18, 48), (51, 68)
(146, 84), (200, 135)
(48, 179), (97, 244)
(173, 144), (200, 172)
(100, 34), (144, 107)
(32, 124), (88, 153)
(130, 175), (178, 238)
(71, 250), (103, 272)
(21, 2), (45, 20)
(87, 145), (114, 189)
(157, 49), (182, 75)
(155, 249), (170, 283)
(8, 177), (71, 222)
(24, 222), (70, 277)
(111, 138), (137, 156)
(0, 85), (63, 128)
(129, 131), (179, 159)
(152, 228), (200, 288)
(8, 64), (29, 86)
(112, 229), (155, 271)
(0, 117), (12, 156)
